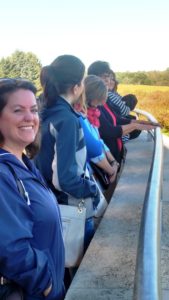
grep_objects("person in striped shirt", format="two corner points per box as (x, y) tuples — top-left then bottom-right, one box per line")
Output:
(87, 61), (140, 142)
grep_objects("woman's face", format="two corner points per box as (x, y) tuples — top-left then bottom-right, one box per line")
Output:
(0, 89), (39, 151)
(100, 73), (111, 88)
(72, 79), (84, 104)
(109, 76), (116, 91)
(90, 95), (108, 107)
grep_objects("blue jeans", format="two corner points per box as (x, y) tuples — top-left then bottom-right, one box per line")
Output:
(84, 217), (95, 252)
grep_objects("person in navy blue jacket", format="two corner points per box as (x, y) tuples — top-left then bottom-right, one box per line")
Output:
(0, 78), (65, 300)
(35, 55), (101, 258)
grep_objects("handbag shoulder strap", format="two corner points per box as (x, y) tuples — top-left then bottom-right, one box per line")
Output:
(2, 162), (31, 205)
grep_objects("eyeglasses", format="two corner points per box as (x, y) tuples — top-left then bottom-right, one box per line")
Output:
(100, 73), (110, 79)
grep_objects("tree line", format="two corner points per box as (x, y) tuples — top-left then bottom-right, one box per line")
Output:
(0, 50), (169, 87)
(116, 69), (169, 86)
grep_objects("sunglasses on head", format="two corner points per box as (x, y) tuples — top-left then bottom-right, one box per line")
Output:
(0, 77), (29, 85)
(0, 78), (37, 94)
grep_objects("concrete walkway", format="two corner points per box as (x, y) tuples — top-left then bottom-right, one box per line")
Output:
(65, 131), (158, 300)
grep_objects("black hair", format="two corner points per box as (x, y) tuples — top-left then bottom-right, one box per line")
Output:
(41, 55), (85, 107)
(87, 61), (111, 76)
(121, 94), (138, 111)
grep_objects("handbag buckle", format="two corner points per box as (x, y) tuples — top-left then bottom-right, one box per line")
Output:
(78, 200), (85, 213)
(0, 276), (8, 285)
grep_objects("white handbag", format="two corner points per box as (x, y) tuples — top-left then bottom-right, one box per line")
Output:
(59, 201), (86, 268)
(94, 189), (108, 218)
(92, 176), (108, 218)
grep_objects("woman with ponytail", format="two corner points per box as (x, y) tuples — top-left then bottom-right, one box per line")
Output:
(35, 55), (100, 253)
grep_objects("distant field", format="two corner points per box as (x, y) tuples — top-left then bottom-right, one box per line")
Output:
(118, 84), (169, 134)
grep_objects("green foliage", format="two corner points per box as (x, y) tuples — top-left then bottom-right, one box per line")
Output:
(0, 50), (42, 92)
(116, 69), (169, 86)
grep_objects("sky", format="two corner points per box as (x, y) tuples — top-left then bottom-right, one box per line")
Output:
(0, 0), (169, 72)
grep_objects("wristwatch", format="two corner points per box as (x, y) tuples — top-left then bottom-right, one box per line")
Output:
(110, 160), (120, 168)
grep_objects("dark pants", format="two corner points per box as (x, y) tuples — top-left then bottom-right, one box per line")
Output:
(125, 114), (141, 140)
(121, 94), (138, 110)
(129, 129), (141, 140)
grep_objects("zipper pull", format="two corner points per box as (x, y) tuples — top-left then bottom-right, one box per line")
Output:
(25, 191), (31, 206)
(19, 180), (31, 206)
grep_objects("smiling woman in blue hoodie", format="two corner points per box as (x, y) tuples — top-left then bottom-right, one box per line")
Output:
(0, 78), (65, 300)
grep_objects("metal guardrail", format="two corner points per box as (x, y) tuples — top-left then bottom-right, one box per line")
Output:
(133, 109), (163, 300)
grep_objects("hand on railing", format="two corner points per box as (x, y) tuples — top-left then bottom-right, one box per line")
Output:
(131, 119), (161, 131)
(132, 119), (162, 127)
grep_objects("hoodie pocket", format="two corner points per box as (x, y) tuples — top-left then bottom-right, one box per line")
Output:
(42, 249), (55, 297)
(44, 249), (64, 300)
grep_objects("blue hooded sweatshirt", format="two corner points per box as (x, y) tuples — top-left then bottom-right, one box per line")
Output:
(0, 149), (65, 300)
